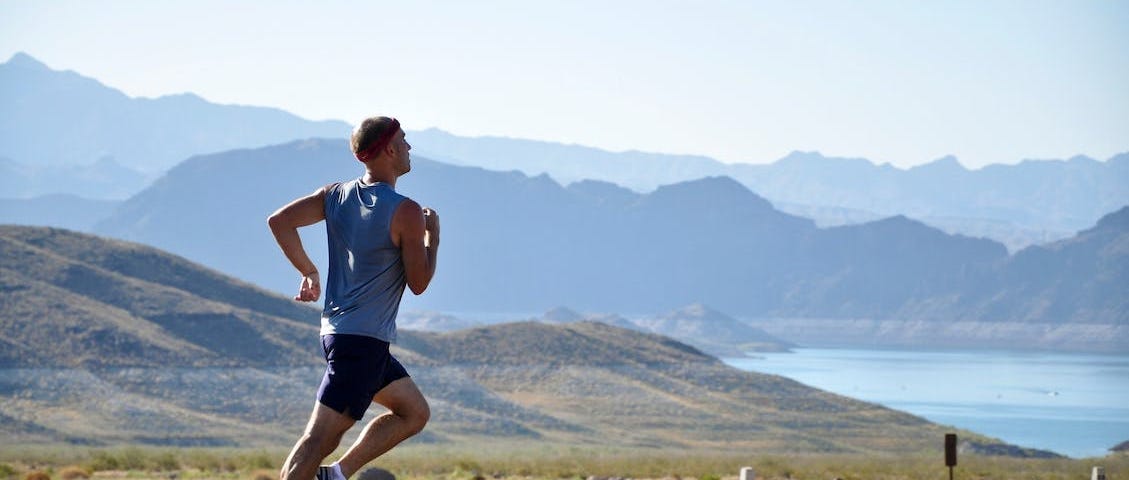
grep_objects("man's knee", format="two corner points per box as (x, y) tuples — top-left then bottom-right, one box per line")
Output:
(403, 397), (430, 434)
(408, 397), (429, 431)
(376, 378), (430, 435)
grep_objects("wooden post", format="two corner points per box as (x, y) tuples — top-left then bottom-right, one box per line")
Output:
(945, 433), (958, 480)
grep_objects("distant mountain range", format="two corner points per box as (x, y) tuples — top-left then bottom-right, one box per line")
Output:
(85, 138), (1128, 352)
(3, 53), (1125, 351)
(0, 52), (348, 198)
(3, 224), (1037, 455)
(3, 52), (1126, 252)
(408, 127), (722, 195)
(412, 128), (1128, 248)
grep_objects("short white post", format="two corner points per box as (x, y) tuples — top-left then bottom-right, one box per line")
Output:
(1092, 466), (1105, 480)
(740, 466), (755, 480)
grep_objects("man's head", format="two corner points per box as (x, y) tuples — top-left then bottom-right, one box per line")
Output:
(351, 116), (410, 174)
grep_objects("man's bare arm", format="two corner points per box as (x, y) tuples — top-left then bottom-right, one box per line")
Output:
(392, 199), (439, 295)
(267, 186), (329, 302)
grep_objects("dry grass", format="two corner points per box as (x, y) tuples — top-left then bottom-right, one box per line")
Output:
(0, 445), (1124, 480)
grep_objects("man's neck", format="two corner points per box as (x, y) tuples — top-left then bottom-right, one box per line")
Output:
(362, 170), (397, 188)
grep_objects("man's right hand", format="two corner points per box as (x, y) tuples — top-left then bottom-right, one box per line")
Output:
(295, 271), (321, 302)
(423, 207), (440, 240)
(394, 201), (440, 295)
(268, 186), (329, 302)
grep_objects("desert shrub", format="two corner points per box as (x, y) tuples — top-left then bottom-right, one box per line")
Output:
(86, 451), (119, 472)
(115, 448), (148, 471)
(221, 457), (241, 472)
(0, 464), (17, 480)
(754, 457), (792, 478)
(238, 451), (276, 470)
(58, 466), (90, 480)
(152, 452), (179, 472)
(179, 450), (260, 473)
(181, 450), (221, 472)
(448, 459), (483, 479)
(86, 449), (144, 472)
(455, 459), (482, 472)
(22, 472), (49, 480)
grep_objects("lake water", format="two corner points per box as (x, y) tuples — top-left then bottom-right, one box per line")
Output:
(724, 349), (1129, 458)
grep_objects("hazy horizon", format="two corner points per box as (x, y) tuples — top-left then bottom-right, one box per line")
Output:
(2, 1), (1126, 169)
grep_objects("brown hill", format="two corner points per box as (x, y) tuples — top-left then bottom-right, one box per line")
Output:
(0, 225), (320, 368)
(400, 321), (945, 452)
(0, 226), (1035, 455)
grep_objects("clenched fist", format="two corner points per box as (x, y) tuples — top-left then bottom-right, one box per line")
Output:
(423, 207), (440, 239)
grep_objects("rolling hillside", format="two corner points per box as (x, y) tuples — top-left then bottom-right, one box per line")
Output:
(0, 225), (1029, 455)
(0, 226), (320, 368)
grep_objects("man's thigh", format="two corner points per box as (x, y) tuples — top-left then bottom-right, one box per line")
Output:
(372, 377), (428, 417)
(319, 334), (404, 420)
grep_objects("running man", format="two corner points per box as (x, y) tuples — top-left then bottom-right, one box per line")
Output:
(268, 116), (439, 480)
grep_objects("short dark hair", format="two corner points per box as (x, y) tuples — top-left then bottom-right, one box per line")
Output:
(351, 116), (399, 158)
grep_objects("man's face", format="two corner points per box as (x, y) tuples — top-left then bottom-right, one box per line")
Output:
(393, 130), (412, 175)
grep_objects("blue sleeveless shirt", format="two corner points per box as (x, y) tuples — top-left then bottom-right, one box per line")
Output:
(321, 179), (407, 342)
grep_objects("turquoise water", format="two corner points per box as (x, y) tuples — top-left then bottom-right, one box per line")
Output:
(724, 349), (1129, 458)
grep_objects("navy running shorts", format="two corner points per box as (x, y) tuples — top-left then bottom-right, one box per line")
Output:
(317, 334), (410, 420)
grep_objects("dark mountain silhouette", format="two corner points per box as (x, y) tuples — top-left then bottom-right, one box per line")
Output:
(411, 128), (1128, 248)
(0, 52), (348, 198)
(1, 225), (1035, 454)
(777, 215), (1007, 318)
(89, 139), (1127, 345)
(961, 206), (1129, 324)
(742, 208), (1129, 351)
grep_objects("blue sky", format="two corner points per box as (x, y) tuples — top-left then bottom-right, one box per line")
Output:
(2, 0), (1126, 168)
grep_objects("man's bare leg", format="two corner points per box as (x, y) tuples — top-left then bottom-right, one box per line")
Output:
(335, 378), (430, 478)
(280, 402), (356, 480)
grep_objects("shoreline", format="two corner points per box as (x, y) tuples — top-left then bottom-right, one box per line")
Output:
(724, 347), (1129, 459)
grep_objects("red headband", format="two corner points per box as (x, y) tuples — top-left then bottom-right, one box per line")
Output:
(355, 118), (401, 162)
